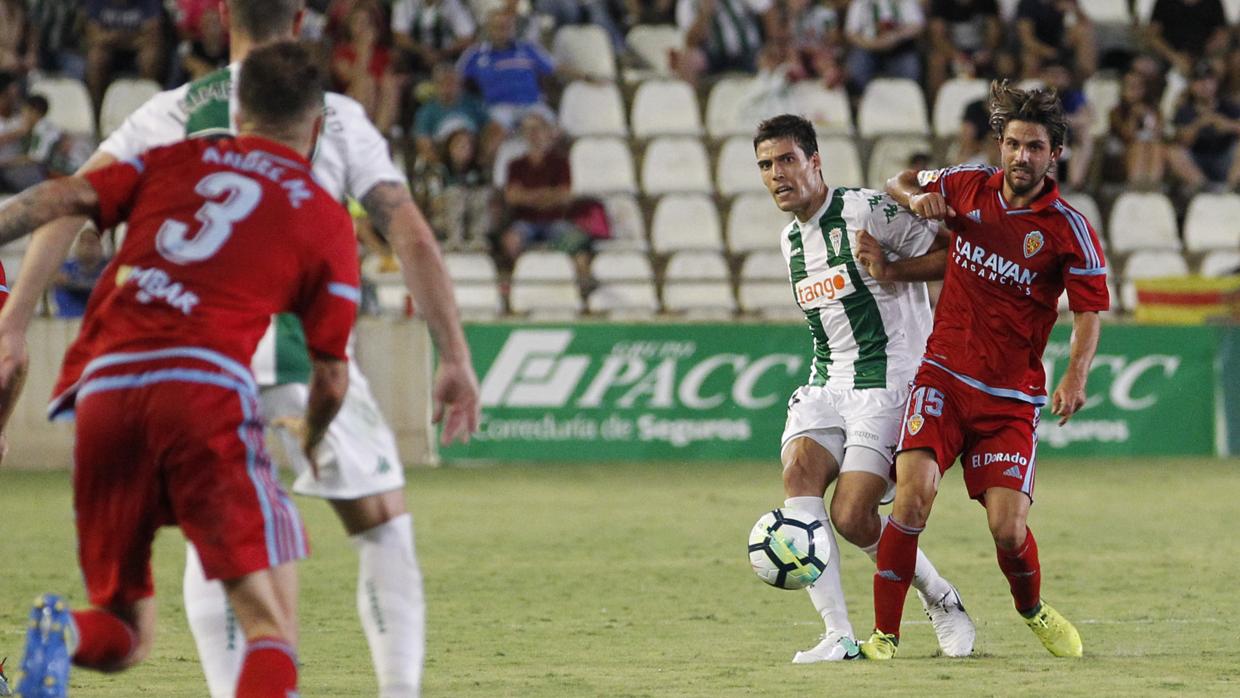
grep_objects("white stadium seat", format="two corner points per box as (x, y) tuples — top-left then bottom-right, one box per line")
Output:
(738, 280), (799, 319)
(591, 251), (654, 282)
(1108, 192), (1180, 253)
(553, 25), (616, 81)
(650, 193), (723, 252)
(1121, 250), (1190, 310)
(706, 77), (758, 139)
(1200, 250), (1240, 277)
(867, 136), (931, 190)
(453, 283), (503, 319)
(933, 78), (988, 138)
(559, 81), (627, 137)
(631, 79), (703, 138)
(665, 250), (729, 281)
(100, 78), (161, 137)
(444, 252), (498, 284)
(819, 137), (865, 188)
(30, 76), (95, 135)
(640, 137), (712, 196)
(727, 192), (789, 253)
(715, 136), (765, 196)
(790, 83), (852, 136)
(1087, 0), (1132, 23)
(599, 193), (648, 250)
(570, 137), (637, 195)
(1182, 193), (1240, 252)
(662, 281), (736, 317)
(513, 250), (576, 283)
(1083, 76), (1120, 137)
(1061, 192), (1106, 244)
(740, 249), (788, 280)
(626, 24), (681, 78)
(509, 282), (582, 317)
(587, 281), (661, 317)
(857, 78), (929, 137)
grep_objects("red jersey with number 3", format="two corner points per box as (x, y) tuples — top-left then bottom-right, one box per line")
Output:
(51, 135), (360, 412)
(916, 165), (1108, 405)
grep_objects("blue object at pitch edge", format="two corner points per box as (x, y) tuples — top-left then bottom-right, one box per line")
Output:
(17, 594), (71, 698)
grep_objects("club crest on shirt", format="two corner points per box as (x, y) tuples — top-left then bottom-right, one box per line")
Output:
(1023, 230), (1044, 258)
(907, 413), (924, 435)
(828, 227), (843, 254)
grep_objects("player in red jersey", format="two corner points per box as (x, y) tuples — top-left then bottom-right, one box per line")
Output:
(0, 42), (355, 697)
(859, 81), (1108, 660)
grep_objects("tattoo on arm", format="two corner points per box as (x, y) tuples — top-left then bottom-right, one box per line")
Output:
(360, 182), (412, 239)
(0, 179), (97, 246)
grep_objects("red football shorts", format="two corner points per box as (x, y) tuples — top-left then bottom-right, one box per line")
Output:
(896, 362), (1041, 500)
(72, 368), (307, 609)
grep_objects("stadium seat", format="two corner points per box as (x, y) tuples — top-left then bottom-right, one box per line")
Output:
(598, 193), (648, 251)
(375, 282), (409, 315)
(867, 136), (931, 190)
(1061, 192), (1106, 243)
(631, 79), (703, 138)
(715, 136), (765, 196)
(706, 77), (758, 139)
(857, 78), (929, 137)
(790, 82), (852, 136)
(640, 137), (712, 196)
(591, 250), (654, 282)
(559, 81), (627, 138)
(661, 281), (736, 318)
(1087, 0), (1132, 23)
(444, 252), (498, 284)
(1183, 193), (1240, 252)
(552, 25), (616, 81)
(819, 137), (865, 188)
(1121, 250), (1190, 310)
(738, 280), (799, 319)
(649, 193), (723, 252)
(740, 249), (788, 280)
(509, 282), (583, 317)
(1199, 249), (1240, 277)
(665, 249), (729, 281)
(587, 281), (661, 317)
(570, 137), (637, 195)
(513, 250), (576, 283)
(100, 78), (160, 137)
(29, 76), (95, 135)
(1108, 192), (1180, 253)
(1083, 76), (1120, 137)
(625, 24), (681, 79)
(727, 192), (790, 253)
(932, 78), (988, 138)
(453, 283), (503, 319)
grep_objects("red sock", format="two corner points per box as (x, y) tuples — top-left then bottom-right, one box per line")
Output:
(873, 517), (922, 637)
(996, 527), (1042, 614)
(71, 609), (137, 670)
(236, 636), (298, 698)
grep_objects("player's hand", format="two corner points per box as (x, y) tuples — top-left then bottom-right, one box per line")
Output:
(271, 416), (321, 480)
(432, 359), (480, 446)
(1051, 376), (1087, 426)
(909, 192), (956, 221)
(854, 229), (891, 281)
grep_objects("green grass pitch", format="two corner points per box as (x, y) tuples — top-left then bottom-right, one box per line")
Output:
(2, 457), (1239, 696)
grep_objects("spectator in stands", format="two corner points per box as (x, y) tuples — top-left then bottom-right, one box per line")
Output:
(0, 0), (38, 77)
(391, 0), (477, 81)
(1167, 61), (1240, 192)
(176, 1), (228, 81)
(623, 0), (676, 25)
(0, 72), (29, 163)
(770, 0), (845, 87)
(949, 97), (999, 165)
(1106, 70), (1165, 189)
(1225, 45), (1240, 105)
(1042, 59), (1094, 190)
(536, 0), (629, 54)
(671, 0), (775, 85)
(499, 110), (590, 282)
(458, 8), (558, 133)
(498, 0), (547, 46)
(28, 0), (84, 78)
(414, 62), (498, 168)
(926, 0), (1002, 98)
(52, 230), (108, 317)
(84, 0), (164, 110)
(332, 4), (400, 134)
(426, 121), (495, 250)
(1014, 0), (1096, 80)
(1145, 0), (1228, 78)
(0, 94), (59, 192)
(843, 0), (925, 94)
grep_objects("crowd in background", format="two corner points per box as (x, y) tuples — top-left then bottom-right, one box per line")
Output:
(0, 0), (1238, 312)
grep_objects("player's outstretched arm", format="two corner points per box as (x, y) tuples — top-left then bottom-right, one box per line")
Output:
(1051, 311), (1101, 426)
(360, 182), (480, 445)
(886, 169), (955, 220)
(303, 357), (349, 478)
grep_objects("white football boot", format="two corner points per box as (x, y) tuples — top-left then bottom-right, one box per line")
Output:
(792, 631), (861, 663)
(918, 583), (975, 657)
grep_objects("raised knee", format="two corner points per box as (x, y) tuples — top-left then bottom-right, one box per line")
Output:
(991, 524), (1027, 552)
(828, 498), (874, 543)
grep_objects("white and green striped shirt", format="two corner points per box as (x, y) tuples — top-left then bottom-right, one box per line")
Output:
(780, 186), (936, 389)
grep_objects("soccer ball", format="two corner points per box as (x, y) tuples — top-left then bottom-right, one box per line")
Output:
(747, 508), (830, 590)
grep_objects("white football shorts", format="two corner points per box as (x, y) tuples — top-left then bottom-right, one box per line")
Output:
(261, 360), (405, 499)
(780, 383), (910, 483)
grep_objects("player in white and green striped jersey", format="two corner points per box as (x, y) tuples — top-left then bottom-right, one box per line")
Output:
(753, 115), (975, 662)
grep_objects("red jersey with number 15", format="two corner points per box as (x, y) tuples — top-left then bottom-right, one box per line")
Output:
(916, 165), (1109, 405)
(50, 135), (360, 415)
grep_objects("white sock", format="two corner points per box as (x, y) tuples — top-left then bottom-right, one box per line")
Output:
(859, 516), (952, 600)
(353, 513), (425, 698)
(184, 544), (245, 698)
(784, 497), (854, 640)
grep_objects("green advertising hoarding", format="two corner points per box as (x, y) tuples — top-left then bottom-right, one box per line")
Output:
(441, 323), (1221, 462)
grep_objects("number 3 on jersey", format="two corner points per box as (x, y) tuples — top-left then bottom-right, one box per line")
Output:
(156, 172), (262, 264)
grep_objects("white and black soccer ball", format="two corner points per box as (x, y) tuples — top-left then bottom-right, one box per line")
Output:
(747, 508), (830, 590)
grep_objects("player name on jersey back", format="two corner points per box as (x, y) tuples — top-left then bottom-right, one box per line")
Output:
(795, 265), (857, 308)
(201, 146), (313, 208)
